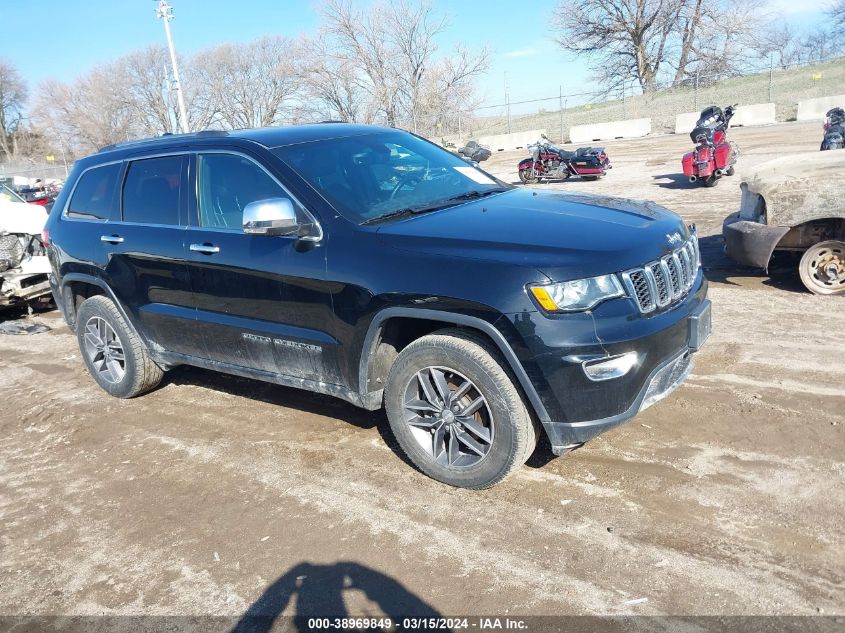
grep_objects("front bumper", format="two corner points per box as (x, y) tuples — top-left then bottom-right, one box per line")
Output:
(545, 348), (694, 454)
(722, 212), (789, 270)
(504, 275), (710, 454)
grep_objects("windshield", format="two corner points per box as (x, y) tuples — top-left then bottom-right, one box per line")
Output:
(273, 131), (510, 224)
(0, 183), (26, 204)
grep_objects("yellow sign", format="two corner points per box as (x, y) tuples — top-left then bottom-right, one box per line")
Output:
(812, 73), (822, 81)
(46, 155), (55, 162)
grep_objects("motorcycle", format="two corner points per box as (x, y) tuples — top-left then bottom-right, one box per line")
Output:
(518, 135), (610, 184)
(681, 104), (739, 187)
(458, 140), (492, 163)
(820, 107), (845, 151)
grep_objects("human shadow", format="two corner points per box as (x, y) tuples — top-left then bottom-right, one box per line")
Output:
(230, 561), (443, 633)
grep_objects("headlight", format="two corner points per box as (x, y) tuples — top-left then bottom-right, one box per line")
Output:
(529, 274), (624, 313)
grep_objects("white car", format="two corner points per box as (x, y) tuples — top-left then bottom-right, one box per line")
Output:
(0, 184), (52, 310)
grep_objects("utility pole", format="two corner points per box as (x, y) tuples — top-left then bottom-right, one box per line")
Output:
(559, 85), (564, 143)
(768, 53), (774, 103)
(155, 0), (189, 134)
(504, 72), (511, 134)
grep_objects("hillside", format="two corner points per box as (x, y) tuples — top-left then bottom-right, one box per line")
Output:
(461, 57), (845, 142)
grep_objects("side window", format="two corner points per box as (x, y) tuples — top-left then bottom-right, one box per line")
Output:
(67, 163), (121, 220)
(197, 153), (292, 230)
(122, 155), (184, 225)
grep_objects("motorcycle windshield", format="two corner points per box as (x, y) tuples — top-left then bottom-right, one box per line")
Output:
(696, 106), (723, 128)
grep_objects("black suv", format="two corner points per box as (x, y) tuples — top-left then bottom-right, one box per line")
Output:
(44, 124), (711, 489)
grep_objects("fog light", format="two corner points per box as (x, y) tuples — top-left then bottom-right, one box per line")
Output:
(582, 352), (638, 381)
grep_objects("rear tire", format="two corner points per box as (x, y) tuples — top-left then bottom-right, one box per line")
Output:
(76, 296), (164, 398)
(725, 166), (735, 176)
(384, 328), (538, 489)
(798, 241), (845, 295)
(703, 175), (718, 187)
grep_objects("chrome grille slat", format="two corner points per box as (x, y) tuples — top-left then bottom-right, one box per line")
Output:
(622, 234), (700, 314)
(668, 255), (683, 297)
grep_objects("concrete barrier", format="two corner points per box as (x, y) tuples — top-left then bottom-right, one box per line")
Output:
(675, 103), (776, 134)
(797, 95), (845, 121)
(729, 103), (776, 128)
(475, 129), (546, 152)
(674, 112), (700, 135)
(569, 118), (651, 144)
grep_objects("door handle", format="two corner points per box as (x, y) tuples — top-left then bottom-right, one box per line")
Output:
(100, 235), (124, 244)
(190, 243), (220, 254)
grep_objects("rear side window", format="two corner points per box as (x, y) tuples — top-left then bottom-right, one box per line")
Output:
(122, 155), (184, 225)
(67, 163), (121, 220)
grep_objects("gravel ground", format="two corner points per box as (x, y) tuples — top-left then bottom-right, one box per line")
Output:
(0, 122), (842, 623)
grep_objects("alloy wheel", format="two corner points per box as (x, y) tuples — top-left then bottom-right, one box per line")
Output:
(402, 366), (494, 468)
(82, 317), (126, 384)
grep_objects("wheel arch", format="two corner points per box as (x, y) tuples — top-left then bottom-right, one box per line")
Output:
(358, 308), (550, 423)
(60, 274), (145, 345)
(774, 217), (845, 252)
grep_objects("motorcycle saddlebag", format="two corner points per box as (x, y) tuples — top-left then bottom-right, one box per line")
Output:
(681, 152), (696, 177)
(714, 143), (732, 169)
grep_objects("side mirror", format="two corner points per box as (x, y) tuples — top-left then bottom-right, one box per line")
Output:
(243, 198), (299, 236)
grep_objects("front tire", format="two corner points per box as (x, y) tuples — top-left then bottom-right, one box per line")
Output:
(384, 329), (537, 489)
(798, 241), (845, 295)
(76, 295), (164, 398)
(519, 166), (538, 184)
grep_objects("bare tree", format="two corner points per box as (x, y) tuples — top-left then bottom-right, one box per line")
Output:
(191, 36), (299, 129)
(119, 46), (181, 135)
(0, 58), (28, 161)
(33, 66), (137, 155)
(552, 0), (770, 92)
(756, 23), (801, 69)
(831, 0), (845, 35)
(797, 27), (844, 63)
(297, 36), (371, 123)
(551, 0), (687, 93)
(318, 0), (488, 129)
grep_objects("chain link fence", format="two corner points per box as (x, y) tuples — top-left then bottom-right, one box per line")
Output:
(407, 56), (845, 145)
(0, 162), (70, 188)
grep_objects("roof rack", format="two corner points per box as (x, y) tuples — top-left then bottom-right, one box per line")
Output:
(97, 129), (229, 153)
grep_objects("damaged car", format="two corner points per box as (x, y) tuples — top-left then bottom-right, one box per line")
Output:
(0, 185), (52, 310)
(723, 151), (845, 295)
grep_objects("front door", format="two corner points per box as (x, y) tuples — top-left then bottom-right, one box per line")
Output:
(184, 151), (340, 383)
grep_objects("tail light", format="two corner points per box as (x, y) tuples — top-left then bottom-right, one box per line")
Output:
(41, 228), (50, 245)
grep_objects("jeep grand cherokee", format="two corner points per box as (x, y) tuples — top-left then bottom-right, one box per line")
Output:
(44, 124), (711, 489)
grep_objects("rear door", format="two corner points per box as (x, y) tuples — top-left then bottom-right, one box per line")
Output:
(183, 150), (339, 382)
(106, 153), (201, 356)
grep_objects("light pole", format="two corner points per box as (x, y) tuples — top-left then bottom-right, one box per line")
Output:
(154, 0), (189, 134)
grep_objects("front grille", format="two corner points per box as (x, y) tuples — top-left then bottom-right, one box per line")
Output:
(622, 235), (699, 314)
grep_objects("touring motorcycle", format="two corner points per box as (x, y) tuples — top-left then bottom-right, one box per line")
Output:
(518, 135), (610, 183)
(821, 107), (845, 151)
(681, 104), (739, 187)
(458, 140), (492, 163)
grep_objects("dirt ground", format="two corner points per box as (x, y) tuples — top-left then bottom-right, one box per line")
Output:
(1, 122), (843, 623)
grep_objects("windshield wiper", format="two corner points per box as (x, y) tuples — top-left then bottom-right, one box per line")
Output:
(360, 188), (509, 226)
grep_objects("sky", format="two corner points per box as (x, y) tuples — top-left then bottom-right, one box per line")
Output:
(0, 0), (831, 112)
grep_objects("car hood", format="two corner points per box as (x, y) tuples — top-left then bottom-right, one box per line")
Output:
(0, 198), (47, 235)
(375, 188), (689, 280)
